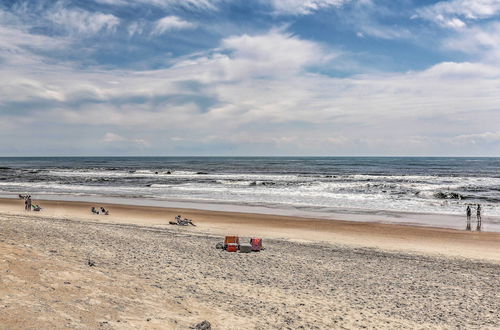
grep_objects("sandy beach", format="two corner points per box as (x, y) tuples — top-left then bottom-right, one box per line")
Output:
(1, 198), (500, 328)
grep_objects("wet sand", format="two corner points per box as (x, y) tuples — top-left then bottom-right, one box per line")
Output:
(1, 198), (500, 328)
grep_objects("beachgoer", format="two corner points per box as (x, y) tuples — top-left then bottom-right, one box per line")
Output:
(476, 204), (482, 231)
(466, 205), (471, 221)
(24, 197), (28, 211)
(27, 196), (32, 211)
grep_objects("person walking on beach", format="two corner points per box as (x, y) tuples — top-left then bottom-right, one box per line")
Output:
(24, 196), (28, 211)
(476, 204), (482, 231)
(465, 205), (471, 230)
(27, 195), (32, 211)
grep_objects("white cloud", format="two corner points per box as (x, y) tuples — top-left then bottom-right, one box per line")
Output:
(94, 0), (129, 5)
(2, 25), (500, 155)
(452, 131), (500, 144)
(444, 22), (500, 62)
(152, 16), (196, 35)
(96, 0), (221, 10)
(438, 15), (466, 29)
(419, 0), (500, 21)
(417, 0), (500, 30)
(47, 7), (119, 34)
(267, 0), (348, 15)
(216, 31), (334, 78)
(103, 132), (150, 146)
(416, 1), (500, 63)
(103, 132), (126, 142)
(127, 21), (146, 36)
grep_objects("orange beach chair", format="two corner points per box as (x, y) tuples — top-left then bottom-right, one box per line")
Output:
(224, 236), (239, 251)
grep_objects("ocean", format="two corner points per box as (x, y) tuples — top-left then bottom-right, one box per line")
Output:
(1, 157), (499, 230)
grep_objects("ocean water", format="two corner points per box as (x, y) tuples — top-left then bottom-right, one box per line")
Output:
(1, 157), (499, 227)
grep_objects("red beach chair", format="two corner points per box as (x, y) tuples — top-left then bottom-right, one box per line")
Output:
(226, 243), (238, 252)
(250, 238), (262, 252)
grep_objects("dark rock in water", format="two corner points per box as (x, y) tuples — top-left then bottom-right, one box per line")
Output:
(434, 192), (446, 199)
(166, 171), (171, 174)
(434, 192), (464, 200)
(261, 181), (276, 186)
(155, 171), (159, 174)
(196, 172), (208, 175)
(0, 167), (11, 170)
(194, 320), (211, 330)
(128, 170), (136, 173)
(249, 181), (257, 186)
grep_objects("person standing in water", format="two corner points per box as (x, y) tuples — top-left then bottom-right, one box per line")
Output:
(465, 205), (471, 230)
(476, 204), (482, 231)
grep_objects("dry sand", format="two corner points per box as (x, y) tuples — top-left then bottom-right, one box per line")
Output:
(1, 198), (500, 329)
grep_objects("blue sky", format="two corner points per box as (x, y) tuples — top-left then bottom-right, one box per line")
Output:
(1, 0), (500, 156)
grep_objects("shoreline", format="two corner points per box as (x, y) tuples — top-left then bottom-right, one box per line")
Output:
(2, 193), (499, 232)
(1, 197), (500, 262)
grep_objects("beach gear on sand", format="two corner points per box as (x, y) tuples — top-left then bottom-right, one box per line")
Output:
(218, 236), (264, 252)
(250, 238), (263, 251)
(239, 243), (252, 253)
(169, 215), (196, 226)
(224, 236), (239, 250)
(226, 243), (238, 252)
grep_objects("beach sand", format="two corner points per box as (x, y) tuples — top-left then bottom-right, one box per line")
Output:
(1, 198), (500, 328)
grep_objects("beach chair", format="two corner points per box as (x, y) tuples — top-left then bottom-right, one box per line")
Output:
(239, 243), (252, 253)
(250, 238), (262, 251)
(224, 236), (239, 249)
(226, 243), (238, 252)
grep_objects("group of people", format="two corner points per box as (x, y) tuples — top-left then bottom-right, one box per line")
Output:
(19, 194), (42, 212)
(465, 204), (482, 231)
(91, 206), (109, 215)
(22, 195), (32, 211)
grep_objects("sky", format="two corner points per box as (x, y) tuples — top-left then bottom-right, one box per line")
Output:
(0, 0), (500, 156)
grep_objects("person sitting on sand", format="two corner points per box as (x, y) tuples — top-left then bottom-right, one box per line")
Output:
(91, 207), (99, 214)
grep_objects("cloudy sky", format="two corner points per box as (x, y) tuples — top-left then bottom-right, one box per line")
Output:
(1, 0), (499, 156)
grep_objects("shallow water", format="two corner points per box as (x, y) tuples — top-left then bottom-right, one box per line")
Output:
(0, 157), (499, 230)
